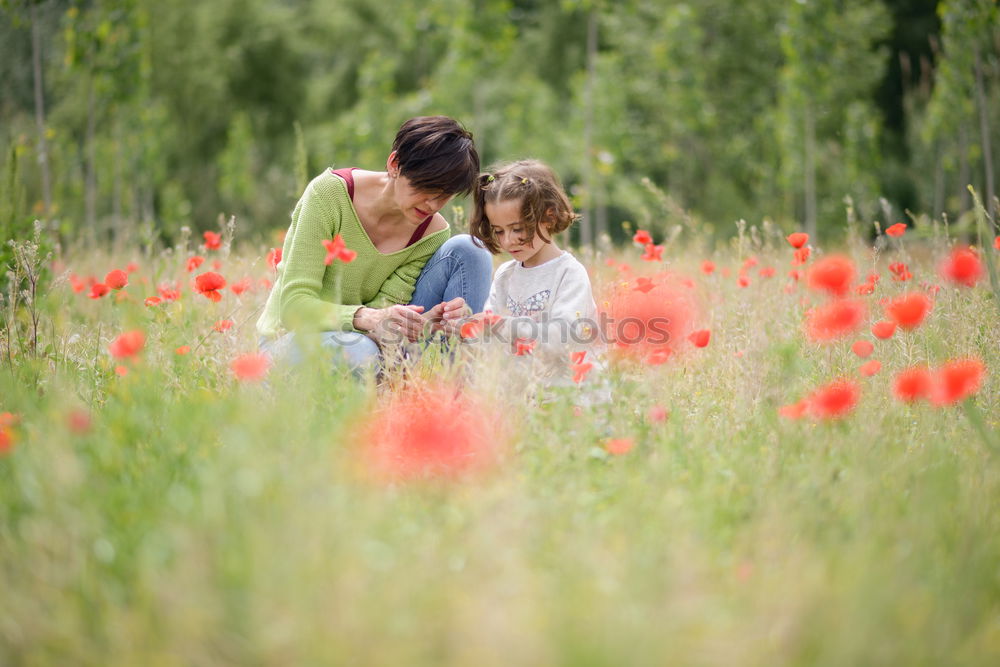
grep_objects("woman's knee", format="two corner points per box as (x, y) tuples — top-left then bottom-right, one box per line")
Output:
(440, 234), (493, 272)
(320, 331), (381, 369)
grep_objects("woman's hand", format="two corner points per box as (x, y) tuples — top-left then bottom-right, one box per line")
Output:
(424, 297), (470, 335)
(353, 305), (428, 343)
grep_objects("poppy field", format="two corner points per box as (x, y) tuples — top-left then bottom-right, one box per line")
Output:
(2, 215), (1000, 665)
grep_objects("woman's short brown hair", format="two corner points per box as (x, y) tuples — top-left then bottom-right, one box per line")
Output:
(392, 116), (479, 196)
(470, 159), (579, 254)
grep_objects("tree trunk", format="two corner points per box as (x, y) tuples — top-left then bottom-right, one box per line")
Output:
(974, 51), (997, 224)
(85, 78), (97, 237)
(580, 7), (597, 249)
(804, 104), (817, 239)
(959, 124), (971, 214)
(30, 2), (52, 221)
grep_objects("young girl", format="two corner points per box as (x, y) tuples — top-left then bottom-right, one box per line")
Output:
(469, 159), (604, 395)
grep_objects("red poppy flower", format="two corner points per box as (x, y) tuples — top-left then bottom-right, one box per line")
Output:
(856, 282), (875, 296)
(604, 438), (634, 455)
(893, 366), (933, 402)
(571, 350), (587, 365)
(114, 365), (129, 376)
(323, 235), (357, 265)
(871, 320), (896, 339)
(108, 330), (145, 359)
(175, 346), (190, 356)
(459, 319), (483, 340)
(805, 299), (867, 342)
(939, 247), (984, 288)
(884, 292), (932, 330)
(481, 311), (502, 327)
(514, 338), (536, 356)
(105, 269), (128, 290)
(186, 255), (205, 272)
(633, 277), (655, 293)
(67, 409), (92, 434)
(68, 273), (86, 293)
(647, 348), (673, 365)
(632, 229), (653, 245)
(786, 232), (809, 249)
(647, 405), (669, 423)
(885, 223), (907, 237)
(742, 256), (759, 270)
(792, 247), (811, 266)
(888, 262), (912, 282)
(930, 358), (986, 406)
(88, 283), (110, 299)
(571, 360), (594, 384)
(759, 266), (776, 278)
(203, 230), (222, 251)
(701, 260), (715, 274)
(194, 271), (227, 302)
(230, 277), (252, 296)
(851, 339), (874, 358)
(807, 379), (860, 420)
(688, 329), (711, 348)
(144, 296), (162, 307)
(859, 360), (882, 377)
(125, 262), (139, 274)
(641, 243), (664, 262)
(361, 382), (503, 480)
(806, 255), (856, 297)
(158, 283), (181, 301)
(0, 426), (15, 455)
(266, 247), (282, 272)
(778, 400), (808, 420)
(788, 270), (801, 282)
(994, 236), (1000, 251)
(737, 276), (750, 288)
(231, 353), (271, 382)
(213, 319), (234, 332)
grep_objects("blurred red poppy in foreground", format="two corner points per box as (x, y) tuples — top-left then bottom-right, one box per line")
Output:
(0, 412), (19, 455)
(885, 223), (907, 237)
(632, 229), (653, 245)
(701, 260), (715, 274)
(194, 271), (227, 302)
(641, 243), (664, 262)
(786, 232), (809, 249)
(807, 379), (861, 420)
(231, 353), (271, 382)
(884, 292), (932, 330)
(859, 360), (882, 377)
(601, 272), (698, 364)
(931, 358), (986, 406)
(604, 438), (635, 455)
(108, 330), (145, 359)
(806, 255), (856, 297)
(871, 320), (897, 339)
(360, 383), (503, 481)
(88, 283), (110, 299)
(186, 256), (205, 272)
(851, 340), (874, 358)
(939, 247), (984, 288)
(323, 235), (357, 264)
(804, 299), (867, 342)
(893, 366), (933, 403)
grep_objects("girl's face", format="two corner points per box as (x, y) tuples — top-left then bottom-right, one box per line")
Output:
(485, 198), (559, 268)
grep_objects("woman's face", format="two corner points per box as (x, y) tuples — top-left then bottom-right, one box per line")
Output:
(394, 173), (453, 224)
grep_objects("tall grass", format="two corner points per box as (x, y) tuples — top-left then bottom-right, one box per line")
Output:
(1, 218), (998, 665)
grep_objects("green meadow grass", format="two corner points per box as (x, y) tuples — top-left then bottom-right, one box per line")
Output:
(1, 224), (999, 665)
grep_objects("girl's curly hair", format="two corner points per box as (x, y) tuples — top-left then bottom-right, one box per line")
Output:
(470, 159), (579, 254)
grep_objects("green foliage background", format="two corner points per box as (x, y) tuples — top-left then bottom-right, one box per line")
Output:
(1, 0), (998, 248)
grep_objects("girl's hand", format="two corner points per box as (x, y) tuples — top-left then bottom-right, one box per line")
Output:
(425, 297), (470, 335)
(354, 305), (427, 343)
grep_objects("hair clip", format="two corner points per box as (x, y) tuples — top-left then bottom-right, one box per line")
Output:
(520, 177), (528, 185)
(486, 174), (495, 183)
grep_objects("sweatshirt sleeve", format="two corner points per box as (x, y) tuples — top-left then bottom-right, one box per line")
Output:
(277, 178), (360, 332)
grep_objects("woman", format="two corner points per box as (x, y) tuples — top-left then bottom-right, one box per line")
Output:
(257, 116), (492, 370)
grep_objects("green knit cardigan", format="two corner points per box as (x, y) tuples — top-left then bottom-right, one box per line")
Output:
(256, 170), (449, 338)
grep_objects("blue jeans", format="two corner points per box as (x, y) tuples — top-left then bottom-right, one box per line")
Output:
(261, 234), (492, 374)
